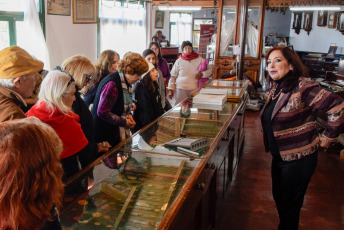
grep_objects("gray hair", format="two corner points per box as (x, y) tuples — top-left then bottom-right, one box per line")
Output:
(0, 75), (28, 88)
(0, 79), (15, 88)
(38, 70), (75, 114)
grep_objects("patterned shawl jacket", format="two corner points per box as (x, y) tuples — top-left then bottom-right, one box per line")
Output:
(260, 77), (344, 161)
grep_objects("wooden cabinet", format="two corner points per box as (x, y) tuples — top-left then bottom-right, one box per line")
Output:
(214, 0), (265, 86)
(161, 47), (179, 66)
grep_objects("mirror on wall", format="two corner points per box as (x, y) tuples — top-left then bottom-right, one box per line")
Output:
(151, 8), (217, 52)
(219, 0), (237, 57)
(244, 1), (261, 58)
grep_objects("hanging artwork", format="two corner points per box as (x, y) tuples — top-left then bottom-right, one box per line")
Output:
(72, 0), (98, 24)
(317, 10), (327, 27)
(327, 11), (337, 28)
(303, 12), (313, 35)
(292, 12), (302, 34)
(47, 0), (71, 16)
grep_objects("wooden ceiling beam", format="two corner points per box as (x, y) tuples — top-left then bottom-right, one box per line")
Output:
(267, 0), (344, 7)
(152, 0), (215, 7)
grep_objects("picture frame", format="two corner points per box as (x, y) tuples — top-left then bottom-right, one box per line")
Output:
(303, 12), (313, 35)
(193, 18), (213, 31)
(47, 0), (71, 16)
(155, 11), (164, 29)
(327, 45), (338, 58)
(317, 10), (327, 27)
(193, 31), (200, 48)
(292, 12), (302, 34)
(327, 11), (337, 28)
(338, 11), (344, 33)
(72, 0), (98, 24)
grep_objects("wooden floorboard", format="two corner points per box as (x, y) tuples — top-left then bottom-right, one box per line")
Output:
(218, 110), (344, 230)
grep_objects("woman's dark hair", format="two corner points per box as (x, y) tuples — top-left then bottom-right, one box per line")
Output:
(142, 49), (156, 58)
(141, 70), (158, 93)
(266, 46), (309, 92)
(148, 42), (162, 62)
(181, 41), (193, 51)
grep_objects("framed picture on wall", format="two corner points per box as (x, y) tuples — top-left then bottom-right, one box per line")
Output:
(338, 11), (344, 32)
(328, 11), (337, 28)
(193, 31), (200, 48)
(155, 11), (164, 29)
(303, 12), (313, 35)
(47, 0), (71, 16)
(317, 10), (327, 27)
(72, 0), (98, 24)
(292, 12), (302, 34)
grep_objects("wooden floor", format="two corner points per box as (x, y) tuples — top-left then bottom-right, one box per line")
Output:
(218, 110), (344, 230)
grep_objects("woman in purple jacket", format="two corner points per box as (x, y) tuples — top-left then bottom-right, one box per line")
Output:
(149, 42), (171, 85)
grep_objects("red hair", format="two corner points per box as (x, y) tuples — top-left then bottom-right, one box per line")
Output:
(0, 117), (64, 230)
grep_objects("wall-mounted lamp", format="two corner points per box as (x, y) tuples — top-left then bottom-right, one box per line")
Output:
(289, 6), (341, 11)
(157, 6), (202, 11)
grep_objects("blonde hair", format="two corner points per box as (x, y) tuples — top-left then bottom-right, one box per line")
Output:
(62, 55), (95, 90)
(0, 117), (64, 230)
(38, 70), (76, 114)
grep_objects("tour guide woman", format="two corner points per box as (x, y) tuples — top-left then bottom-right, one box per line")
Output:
(261, 46), (344, 229)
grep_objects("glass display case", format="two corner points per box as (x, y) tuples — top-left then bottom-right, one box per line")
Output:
(198, 79), (249, 102)
(60, 80), (248, 229)
(60, 150), (200, 229)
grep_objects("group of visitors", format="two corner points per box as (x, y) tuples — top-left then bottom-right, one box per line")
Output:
(0, 40), (212, 229)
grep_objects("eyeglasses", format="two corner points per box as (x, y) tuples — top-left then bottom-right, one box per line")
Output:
(54, 66), (75, 87)
(84, 73), (93, 83)
(67, 77), (75, 88)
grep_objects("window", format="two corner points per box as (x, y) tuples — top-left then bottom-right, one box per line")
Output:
(99, 0), (147, 58)
(169, 12), (192, 51)
(0, 0), (44, 50)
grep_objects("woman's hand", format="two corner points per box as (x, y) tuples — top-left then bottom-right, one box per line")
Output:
(194, 71), (203, 79)
(98, 141), (111, 152)
(168, 89), (174, 99)
(320, 139), (332, 148)
(125, 116), (136, 129)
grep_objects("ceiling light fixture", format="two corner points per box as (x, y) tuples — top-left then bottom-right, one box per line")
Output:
(289, 6), (341, 11)
(157, 6), (202, 11)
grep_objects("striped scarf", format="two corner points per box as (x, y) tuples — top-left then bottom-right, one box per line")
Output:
(119, 72), (133, 141)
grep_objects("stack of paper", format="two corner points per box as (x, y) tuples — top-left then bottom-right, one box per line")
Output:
(199, 88), (228, 95)
(193, 93), (227, 105)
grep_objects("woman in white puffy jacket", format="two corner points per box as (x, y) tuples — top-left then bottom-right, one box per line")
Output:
(168, 41), (212, 104)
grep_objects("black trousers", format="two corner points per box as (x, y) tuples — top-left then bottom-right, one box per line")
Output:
(271, 152), (318, 230)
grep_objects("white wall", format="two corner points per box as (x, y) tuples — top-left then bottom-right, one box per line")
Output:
(45, 12), (97, 69)
(289, 11), (344, 54)
(263, 9), (292, 37)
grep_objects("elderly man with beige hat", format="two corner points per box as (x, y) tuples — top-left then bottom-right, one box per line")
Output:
(0, 46), (43, 122)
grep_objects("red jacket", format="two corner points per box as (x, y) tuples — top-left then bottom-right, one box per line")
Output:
(26, 101), (88, 159)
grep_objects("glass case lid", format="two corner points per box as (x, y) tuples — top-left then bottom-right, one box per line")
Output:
(117, 114), (225, 158)
(205, 79), (249, 88)
(60, 150), (201, 229)
(164, 98), (239, 122)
